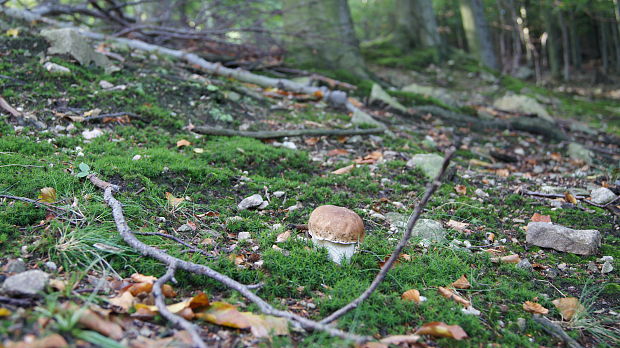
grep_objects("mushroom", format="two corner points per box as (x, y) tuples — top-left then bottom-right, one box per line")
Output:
(307, 205), (365, 264)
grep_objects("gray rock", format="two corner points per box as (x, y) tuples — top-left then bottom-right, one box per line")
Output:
(272, 191), (286, 198)
(44, 261), (58, 272)
(516, 317), (527, 332)
(569, 122), (597, 135)
(401, 83), (456, 106)
(590, 187), (617, 205)
(406, 153), (444, 179)
(541, 185), (589, 196)
(516, 258), (533, 272)
(412, 219), (447, 243)
(526, 222), (601, 255)
(237, 194), (263, 210)
(43, 62), (71, 74)
(567, 143), (594, 164)
(351, 109), (385, 128)
(369, 84), (407, 112)
(493, 94), (554, 123)
(4, 259), (26, 273)
(237, 232), (251, 241)
(281, 141), (297, 150)
(177, 223), (194, 232)
(587, 261), (599, 273)
(512, 66), (534, 80)
(601, 261), (613, 274)
(385, 212), (408, 230)
(1, 270), (49, 297)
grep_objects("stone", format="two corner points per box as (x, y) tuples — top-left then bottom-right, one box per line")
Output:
(401, 83), (456, 106)
(587, 261), (599, 273)
(516, 318), (526, 332)
(567, 143), (594, 164)
(412, 219), (447, 243)
(281, 141), (297, 150)
(1, 270), (50, 297)
(132, 154), (141, 161)
(43, 62), (71, 74)
(351, 109), (384, 128)
(177, 223), (194, 232)
(569, 122), (597, 135)
(99, 80), (114, 89)
(406, 153), (444, 179)
(516, 258), (533, 272)
(540, 185), (589, 196)
(82, 128), (104, 140)
(474, 188), (489, 198)
(44, 261), (58, 272)
(512, 66), (534, 80)
(493, 94), (554, 123)
(526, 222), (601, 255)
(601, 261), (613, 274)
(385, 212), (408, 230)
(237, 232), (251, 241)
(369, 84), (407, 112)
(237, 194), (263, 210)
(272, 191), (286, 198)
(4, 259), (26, 273)
(590, 187), (617, 205)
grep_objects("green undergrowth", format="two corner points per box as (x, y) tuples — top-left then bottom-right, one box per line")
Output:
(0, 26), (618, 348)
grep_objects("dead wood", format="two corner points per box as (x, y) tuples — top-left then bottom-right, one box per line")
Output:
(320, 147), (456, 324)
(0, 96), (21, 117)
(532, 315), (583, 348)
(192, 126), (385, 139)
(87, 174), (372, 343)
(153, 263), (207, 348)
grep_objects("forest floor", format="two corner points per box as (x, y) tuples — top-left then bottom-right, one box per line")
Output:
(1, 14), (619, 348)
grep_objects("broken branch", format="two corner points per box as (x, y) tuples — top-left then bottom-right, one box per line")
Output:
(320, 147), (456, 324)
(192, 126), (385, 139)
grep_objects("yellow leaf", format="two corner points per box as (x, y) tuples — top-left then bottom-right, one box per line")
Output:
(176, 139), (191, 148)
(0, 308), (12, 317)
(331, 164), (355, 175)
(193, 147), (204, 153)
(415, 321), (468, 340)
(165, 192), (185, 208)
(401, 289), (422, 304)
(523, 301), (549, 314)
(108, 291), (135, 312)
(552, 297), (584, 321)
(243, 312), (289, 338)
(451, 275), (471, 289)
(438, 287), (471, 307)
(130, 273), (157, 283)
(38, 187), (57, 203)
(6, 28), (19, 37)
(195, 302), (251, 329)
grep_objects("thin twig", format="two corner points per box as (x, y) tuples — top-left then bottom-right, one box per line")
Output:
(135, 232), (213, 259)
(154, 263), (207, 348)
(192, 127), (385, 139)
(88, 174), (371, 343)
(0, 296), (33, 307)
(0, 194), (69, 214)
(320, 147), (456, 324)
(83, 112), (141, 122)
(0, 164), (45, 168)
(532, 314), (583, 348)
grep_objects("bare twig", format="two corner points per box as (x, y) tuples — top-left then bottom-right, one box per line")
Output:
(0, 164), (44, 169)
(83, 112), (141, 122)
(154, 263), (207, 348)
(135, 232), (213, 259)
(88, 174), (371, 343)
(532, 314), (583, 348)
(192, 126), (385, 139)
(0, 96), (21, 117)
(0, 194), (71, 215)
(522, 190), (587, 200)
(0, 296), (33, 307)
(320, 147), (456, 324)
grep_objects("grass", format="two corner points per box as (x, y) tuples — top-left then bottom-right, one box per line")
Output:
(1, 26), (618, 347)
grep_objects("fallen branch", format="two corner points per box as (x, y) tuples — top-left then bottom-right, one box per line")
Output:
(532, 314), (583, 348)
(522, 190), (587, 200)
(153, 263), (207, 348)
(87, 174), (371, 343)
(0, 296), (33, 307)
(0, 96), (21, 117)
(411, 105), (568, 141)
(135, 232), (214, 259)
(0, 194), (79, 218)
(192, 126), (385, 139)
(320, 147), (456, 324)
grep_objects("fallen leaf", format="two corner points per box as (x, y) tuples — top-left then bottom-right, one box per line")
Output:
(162, 284), (177, 298)
(331, 164), (355, 175)
(401, 289), (422, 303)
(491, 254), (521, 264)
(78, 309), (124, 339)
(244, 312), (289, 338)
(304, 137), (320, 145)
(188, 292), (210, 309)
(176, 139), (191, 147)
(193, 147), (204, 154)
(446, 219), (469, 232)
(48, 279), (67, 292)
(438, 287), (471, 306)
(564, 192), (578, 204)
(131, 273), (157, 283)
(451, 275), (471, 289)
(195, 301), (251, 329)
(523, 301), (549, 314)
(165, 192), (185, 208)
(379, 334), (421, 345)
(354, 151), (383, 164)
(327, 148), (349, 157)
(38, 187), (57, 203)
(531, 213), (551, 223)
(0, 308), (11, 317)
(495, 169), (510, 177)
(7, 334), (67, 348)
(455, 185), (467, 195)
(108, 291), (135, 312)
(469, 159), (493, 168)
(128, 282), (153, 296)
(6, 28), (19, 37)
(415, 321), (468, 340)
(552, 297), (584, 321)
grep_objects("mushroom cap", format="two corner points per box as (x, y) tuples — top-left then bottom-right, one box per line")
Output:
(308, 205), (365, 244)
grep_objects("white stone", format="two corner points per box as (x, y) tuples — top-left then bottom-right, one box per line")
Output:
(590, 187), (617, 205)
(238, 232), (251, 240)
(132, 155), (142, 161)
(43, 62), (71, 74)
(82, 128), (104, 140)
(237, 194), (263, 210)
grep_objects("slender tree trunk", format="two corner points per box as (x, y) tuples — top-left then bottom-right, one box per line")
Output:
(556, 9), (570, 80)
(599, 18), (609, 73)
(543, 4), (561, 79)
(459, 0), (499, 70)
(282, 0), (368, 79)
(568, 9), (581, 70)
(394, 0), (442, 54)
(612, 16), (620, 71)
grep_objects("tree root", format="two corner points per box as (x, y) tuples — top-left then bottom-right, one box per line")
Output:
(192, 126), (385, 139)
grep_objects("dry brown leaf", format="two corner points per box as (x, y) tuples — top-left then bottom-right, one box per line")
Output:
(327, 148), (349, 157)
(131, 273), (157, 283)
(78, 309), (124, 339)
(564, 192), (578, 204)
(48, 279), (67, 292)
(108, 291), (135, 312)
(354, 151), (383, 164)
(379, 334), (421, 345)
(469, 159), (493, 168)
(195, 301), (251, 329)
(162, 284), (177, 298)
(455, 185), (467, 195)
(552, 297), (585, 321)
(415, 321), (468, 340)
(446, 219), (470, 232)
(401, 289), (422, 303)
(176, 139), (191, 148)
(244, 312), (289, 338)
(451, 275), (471, 289)
(495, 169), (510, 177)
(523, 301), (549, 314)
(128, 282), (153, 296)
(331, 164), (355, 175)
(165, 192), (185, 208)
(6, 334), (68, 348)
(304, 137), (320, 146)
(38, 187), (57, 203)
(531, 213), (552, 223)
(438, 287), (471, 307)
(491, 254), (521, 264)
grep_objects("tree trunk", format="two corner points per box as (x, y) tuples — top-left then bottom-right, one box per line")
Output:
(543, 4), (561, 79)
(393, 0), (441, 52)
(568, 10), (581, 70)
(282, 0), (368, 79)
(459, 0), (499, 70)
(556, 9), (570, 80)
(599, 18), (609, 73)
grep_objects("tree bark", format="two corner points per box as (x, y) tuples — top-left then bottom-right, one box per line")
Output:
(282, 0), (368, 79)
(556, 9), (570, 80)
(459, 0), (499, 70)
(543, 3), (561, 79)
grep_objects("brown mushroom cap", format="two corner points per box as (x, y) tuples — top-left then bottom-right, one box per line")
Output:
(308, 205), (365, 244)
